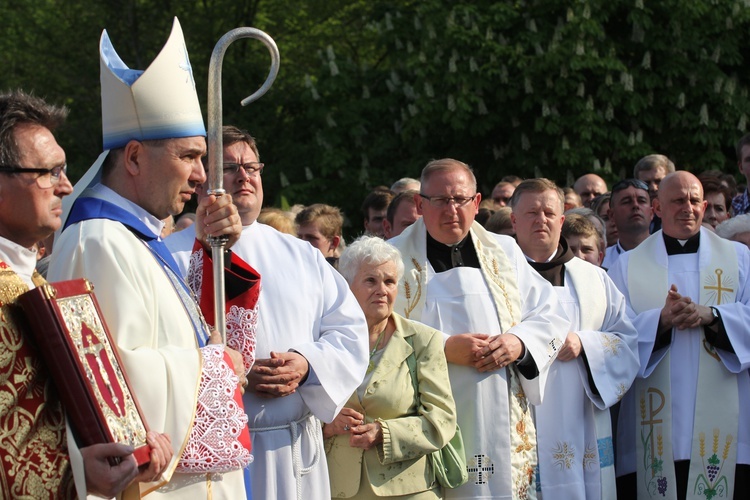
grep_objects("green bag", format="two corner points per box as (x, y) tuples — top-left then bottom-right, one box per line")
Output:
(404, 335), (469, 489)
(430, 424), (469, 488)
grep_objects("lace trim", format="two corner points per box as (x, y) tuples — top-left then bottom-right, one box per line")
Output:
(176, 345), (252, 473)
(226, 304), (258, 373)
(187, 247), (204, 303)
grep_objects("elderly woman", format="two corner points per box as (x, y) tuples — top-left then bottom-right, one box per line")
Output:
(324, 236), (457, 499)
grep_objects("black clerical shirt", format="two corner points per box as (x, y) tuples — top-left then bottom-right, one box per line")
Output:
(425, 230), (538, 378)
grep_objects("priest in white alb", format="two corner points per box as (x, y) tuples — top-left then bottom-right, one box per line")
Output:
(608, 171), (750, 499)
(166, 125), (369, 500)
(510, 178), (640, 499)
(389, 159), (568, 499)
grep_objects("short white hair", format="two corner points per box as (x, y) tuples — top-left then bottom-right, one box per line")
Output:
(338, 236), (404, 284)
(716, 214), (750, 239)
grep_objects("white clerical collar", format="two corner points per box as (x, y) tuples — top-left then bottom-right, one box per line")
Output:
(524, 249), (557, 263)
(0, 235), (39, 288)
(87, 183), (165, 238)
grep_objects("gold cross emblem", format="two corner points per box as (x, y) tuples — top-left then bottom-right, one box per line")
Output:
(704, 268), (733, 305)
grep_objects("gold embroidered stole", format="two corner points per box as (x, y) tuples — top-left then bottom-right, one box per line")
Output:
(0, 261), (73, 498)
(394, 219), (538, 499)
(629, 230), (738, 499)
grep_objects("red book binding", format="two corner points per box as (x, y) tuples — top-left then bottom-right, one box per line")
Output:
(18, 278), (151, 466)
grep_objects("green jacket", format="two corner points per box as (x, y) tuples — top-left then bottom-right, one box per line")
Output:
(325, 312), (457, 498)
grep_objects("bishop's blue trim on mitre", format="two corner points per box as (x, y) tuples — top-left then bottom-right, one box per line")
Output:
(99, 17), (206, 151)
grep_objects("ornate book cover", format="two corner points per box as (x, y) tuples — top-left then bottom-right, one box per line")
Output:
(18, 278), (151, 466)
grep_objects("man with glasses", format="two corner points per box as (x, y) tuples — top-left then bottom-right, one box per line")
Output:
(0, 90), (175, 498)
(601, 179), (653, 269)
(574, 173), (608, 208)
(490, 180), (515, 209)
(510, 178), (638, 498)
(389, 158), (567, 498)
(167, 125), (368, 500)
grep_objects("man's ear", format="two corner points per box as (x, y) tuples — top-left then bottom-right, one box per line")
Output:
(382, 220), (392, 239)
(123, 140), (145, 176)
(331, 235), (341, 251)
(653, 198), (662, 219)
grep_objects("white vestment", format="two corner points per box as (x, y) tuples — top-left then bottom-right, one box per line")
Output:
(607, 228), (750, 478)
(389, 221), (568, 499)
(168, 222), (369, 500)
(600, 242), (625, 271)
(534, 257), (639, 499)
(49, 186), (246, 498)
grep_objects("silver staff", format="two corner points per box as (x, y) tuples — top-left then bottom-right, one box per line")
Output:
(207, 28), (280, 343)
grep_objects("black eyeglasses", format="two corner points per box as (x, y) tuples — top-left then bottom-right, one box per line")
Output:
(0, 163), (67, 188)
(611, 178), (649, 194)
(419, 193), (476, 208)
(223, 162), (264, 176)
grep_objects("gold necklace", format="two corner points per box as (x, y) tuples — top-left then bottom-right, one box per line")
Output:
(366, 328), (387, 374)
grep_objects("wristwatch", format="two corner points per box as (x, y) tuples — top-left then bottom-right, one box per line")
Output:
(708, 306), (720, 326)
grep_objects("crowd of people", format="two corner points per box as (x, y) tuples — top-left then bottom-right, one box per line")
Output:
(2, 15), (750, 500)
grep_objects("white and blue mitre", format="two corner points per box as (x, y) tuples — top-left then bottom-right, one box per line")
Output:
(60, 17), (206, 234)
(100, 16), (205, 149)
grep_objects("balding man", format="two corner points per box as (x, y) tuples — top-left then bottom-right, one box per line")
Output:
(573, 173), (608, 208)
(608, 171), (750, 498)
(389, 158), (567, 498)
(490, 181), (515, 209)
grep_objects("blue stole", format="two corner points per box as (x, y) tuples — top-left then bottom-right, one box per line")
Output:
(65, 196), (210, 347)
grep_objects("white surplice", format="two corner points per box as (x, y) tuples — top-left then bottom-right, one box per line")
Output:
(389, 224), (568, 500)
(534, 257), (639, 499)
(607, 228), (750, 478)
(49, 186), (246, 498)
(168, 222), (369, 500)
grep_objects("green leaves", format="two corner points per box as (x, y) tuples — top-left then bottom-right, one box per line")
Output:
(2, 0), (749, 238)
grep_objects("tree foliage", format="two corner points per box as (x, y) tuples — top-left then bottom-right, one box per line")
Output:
(2, 0), (750, 230)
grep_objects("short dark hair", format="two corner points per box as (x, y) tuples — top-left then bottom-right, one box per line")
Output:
(0, 90), (68, 166)
(361, 190), (394, 220)
(222, 125), (260, 160)
(736, 133), (750, 161)
(386, 190), (418, 225)
(701, 179), (732, 211)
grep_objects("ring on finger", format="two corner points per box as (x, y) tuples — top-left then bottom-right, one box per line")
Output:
(343, 425), (350, 431)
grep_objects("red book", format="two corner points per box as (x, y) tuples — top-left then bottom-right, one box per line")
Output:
(18, 279), (151, 466)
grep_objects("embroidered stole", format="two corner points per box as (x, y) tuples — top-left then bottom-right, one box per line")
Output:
(394, 219), (538, 499)
(0, 262), (74, 498)
(629, 231), (738, 499)
(566, 259), (616, 499)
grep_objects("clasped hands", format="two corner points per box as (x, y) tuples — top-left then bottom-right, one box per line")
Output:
(247, 351), (310, 398)
(323, 408), (382, 450)
(660, 284), (714, 331)
(445, 333), (525, 373)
